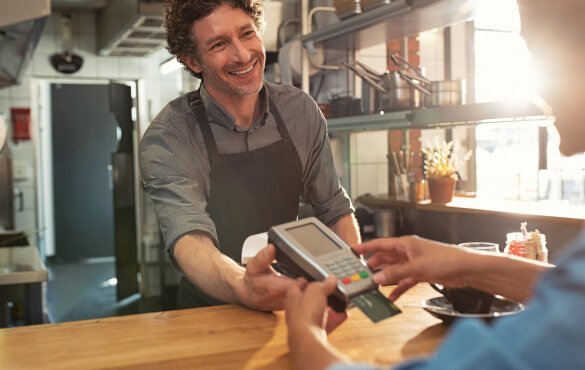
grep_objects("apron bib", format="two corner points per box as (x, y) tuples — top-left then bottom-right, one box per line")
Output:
(177, 90), (303, 308)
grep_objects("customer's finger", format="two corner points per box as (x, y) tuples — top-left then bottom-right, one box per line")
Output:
(373, 260), (421, 285)
(388, 277), (418, 301)
(354, 238), (404, 255)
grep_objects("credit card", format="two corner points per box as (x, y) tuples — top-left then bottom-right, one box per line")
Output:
(351, 289), (402, 323)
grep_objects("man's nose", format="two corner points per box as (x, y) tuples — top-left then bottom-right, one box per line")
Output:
(231, 39), (251, 62)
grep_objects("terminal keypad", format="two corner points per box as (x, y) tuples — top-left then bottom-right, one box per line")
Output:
(325, 256), (370, 284)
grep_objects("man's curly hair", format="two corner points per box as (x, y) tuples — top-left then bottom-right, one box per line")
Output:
(164, 0), (266, 79)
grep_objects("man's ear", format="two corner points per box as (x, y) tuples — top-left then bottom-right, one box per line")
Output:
(181, 54), (201, 74)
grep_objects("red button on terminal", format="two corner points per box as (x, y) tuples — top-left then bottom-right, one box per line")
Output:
(341, 277), (352, 284)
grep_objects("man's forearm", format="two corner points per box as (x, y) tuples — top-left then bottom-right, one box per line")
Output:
(174, 232), (245, 305)
(329, 213), (361, 246)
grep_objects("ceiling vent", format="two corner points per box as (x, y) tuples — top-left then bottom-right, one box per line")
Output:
(97, 1), (166, 57)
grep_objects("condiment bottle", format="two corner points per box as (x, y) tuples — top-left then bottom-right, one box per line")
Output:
(504, 223), (548, 263)
(505, 232), (526, 258)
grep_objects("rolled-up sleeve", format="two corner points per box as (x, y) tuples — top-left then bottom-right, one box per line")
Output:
(296, 94), (354, 225)
(139, 107), (218, 273)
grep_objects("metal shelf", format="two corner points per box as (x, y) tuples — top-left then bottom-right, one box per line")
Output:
(301, 0), (482, 50)
(327, 110), (410, 132)
(326, 101), (550, 132)
(306, 0), (544, 132)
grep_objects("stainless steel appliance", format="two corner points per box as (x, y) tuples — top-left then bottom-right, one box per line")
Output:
(0, 115), (14, 230)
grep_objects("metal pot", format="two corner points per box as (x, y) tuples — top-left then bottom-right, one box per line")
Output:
(382, 54), (431, 111)
(343, 57), (432, 112)
(342, 62), (387, 114)
(424, 79), (467, 107)
(360, 83), (382, 114)
(384, 86), (424, 110)
(380, 69), (431, 110)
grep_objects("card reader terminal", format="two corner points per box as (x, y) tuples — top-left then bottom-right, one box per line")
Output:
(269, 217), (401, 322)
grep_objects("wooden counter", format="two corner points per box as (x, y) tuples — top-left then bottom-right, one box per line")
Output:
(0, 245), (48, 285)
(359, 194), (585, 227)
(0, 245), (48, 326)
(0, 284), (446, 369)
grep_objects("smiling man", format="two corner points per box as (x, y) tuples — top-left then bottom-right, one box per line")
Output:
(139, 0), (360, 311)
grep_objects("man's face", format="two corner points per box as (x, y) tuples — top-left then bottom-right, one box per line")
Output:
(188, 4), (265, 101)
(518, 0), (585, 156)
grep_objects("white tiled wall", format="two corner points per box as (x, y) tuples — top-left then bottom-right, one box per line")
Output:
(349, 130), (389, 198)
(419, 29), (445, 81)
(0, 10), (185, 240)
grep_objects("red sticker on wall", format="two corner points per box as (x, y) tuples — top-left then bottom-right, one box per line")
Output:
(10, 107), (31, 142)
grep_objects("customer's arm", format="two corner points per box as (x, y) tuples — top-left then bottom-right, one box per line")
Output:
(355, 236), (553, 303)
(286, 276), (351, 370)
(174, 232), (306, 311)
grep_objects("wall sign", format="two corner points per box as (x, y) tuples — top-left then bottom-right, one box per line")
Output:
(10, 107), (31, 142)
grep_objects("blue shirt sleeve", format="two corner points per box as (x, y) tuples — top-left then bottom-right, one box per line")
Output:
(327, 229), (585, 370)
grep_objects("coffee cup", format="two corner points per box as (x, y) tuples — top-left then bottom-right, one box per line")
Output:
(430, 284), (495, 314)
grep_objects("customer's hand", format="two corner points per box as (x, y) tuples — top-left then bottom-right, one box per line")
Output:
(286, 275), (348, 335)
(285, 276), (350, 370)
(354, 236), (471, 301)
(239, 244), (307, 311)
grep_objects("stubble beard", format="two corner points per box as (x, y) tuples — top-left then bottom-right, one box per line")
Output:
(201, 53), (265, 97)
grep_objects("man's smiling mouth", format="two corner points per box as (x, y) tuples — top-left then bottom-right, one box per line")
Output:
(230, 63), (254, 75)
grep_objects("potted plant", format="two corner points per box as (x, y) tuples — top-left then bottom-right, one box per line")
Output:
(422, 140), (470, 204)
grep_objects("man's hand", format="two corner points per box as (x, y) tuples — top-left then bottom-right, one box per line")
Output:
(237, 244), (307, 311)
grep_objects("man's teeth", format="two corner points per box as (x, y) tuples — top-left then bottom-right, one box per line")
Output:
(231, 64), (254, 75)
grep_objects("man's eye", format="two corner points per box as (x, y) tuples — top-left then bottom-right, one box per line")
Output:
(243, 30), (255, 38)
(211, 42), (226, 50)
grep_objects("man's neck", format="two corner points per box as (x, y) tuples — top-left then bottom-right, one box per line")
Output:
(205, 87), (261, 129)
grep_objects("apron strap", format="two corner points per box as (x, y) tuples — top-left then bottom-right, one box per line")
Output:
(269, 99), (293, 142)
(189, 91), (219, 157)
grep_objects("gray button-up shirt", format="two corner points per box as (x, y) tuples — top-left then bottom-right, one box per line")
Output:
(139, 81), (354, 268)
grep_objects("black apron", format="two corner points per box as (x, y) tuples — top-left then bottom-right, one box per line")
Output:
(177, 90), (303, 308)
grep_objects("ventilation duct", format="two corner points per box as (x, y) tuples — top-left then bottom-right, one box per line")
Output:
(97, 0), (166, 57)
(0, 0), (50, 88)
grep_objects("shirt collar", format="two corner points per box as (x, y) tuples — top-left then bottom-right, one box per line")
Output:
(199, 82), (269, 132)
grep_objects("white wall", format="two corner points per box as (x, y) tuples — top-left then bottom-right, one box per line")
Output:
(0, 10), (185, 252)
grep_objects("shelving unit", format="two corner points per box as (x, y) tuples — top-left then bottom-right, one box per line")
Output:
(327, 100), (550, 132)
(301, 0), (484, 50)
(301, 0), (549, 131)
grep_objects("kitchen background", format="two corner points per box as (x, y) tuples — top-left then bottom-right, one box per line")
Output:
(1, 0), (584, 325)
